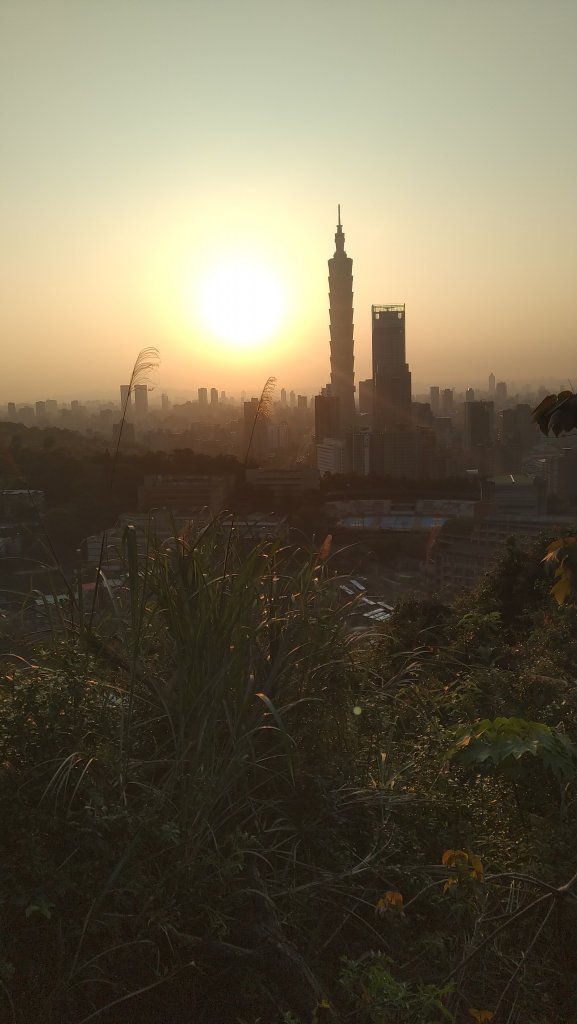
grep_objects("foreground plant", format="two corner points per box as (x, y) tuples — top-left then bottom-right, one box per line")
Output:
(0, 524), (382, 1022)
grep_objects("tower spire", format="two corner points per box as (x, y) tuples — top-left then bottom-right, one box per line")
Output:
(334, 206), (345, 255)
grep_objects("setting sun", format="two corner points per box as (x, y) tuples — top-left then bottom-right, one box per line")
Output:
(197, 258), (285, 349)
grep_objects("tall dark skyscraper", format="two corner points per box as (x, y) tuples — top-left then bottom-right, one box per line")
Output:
(372, 304), (411, 430)
(465, 400), (494, 450)
(328, 207), (355, 429)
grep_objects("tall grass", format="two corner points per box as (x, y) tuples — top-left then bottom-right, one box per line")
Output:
(1, 518), (385, 1022)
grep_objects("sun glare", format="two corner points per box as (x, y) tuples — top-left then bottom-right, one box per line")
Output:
(197, 258), (285, 349)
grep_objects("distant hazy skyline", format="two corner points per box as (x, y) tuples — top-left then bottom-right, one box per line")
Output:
(1, 0), (576, 403)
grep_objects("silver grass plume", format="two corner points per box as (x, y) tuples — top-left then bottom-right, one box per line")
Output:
(116, 346), (160, 456)
(244, 376), (277, 466)
(89, 347), (160, 633)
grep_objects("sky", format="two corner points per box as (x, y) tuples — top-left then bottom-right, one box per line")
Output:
(1, 0), (576, 403)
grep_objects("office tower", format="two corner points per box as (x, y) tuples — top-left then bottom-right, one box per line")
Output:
(134, 384), (149, 418)
(297, 395), (307, 409)
(488, 372), (496, 395)
(221, 391), (226, 402)
(328, 206), (355, 429)
(289, 390), (296, 407)
(466, 388), (475, 402)
(7, 402), (16, 419)
(350, 430), (371, 476)
(316, 437), (347, 475)
(464, 400), (494, 449)
(501, 404), (533, 447)
(280, 388), (287, 405)
(441, 388), (454, 416)
(120, 384), (132, 411)
(372, 305), (411, 430)
(358, 378), (374, 420)
(210, 387), (218, 406)
(412, 402), (433, 426)
(370, 431), (419, 478)
(496, 381), (508, 404)
(315, 394), (340, 440)
(113, 421), (136, 445)
(19, 406), (35, 425)
(35, 401), (46, 418)
(198, 388), (208, 406)
(267, 421), (289, 451)
(430, 386), (440, 414)
(161, 393), (169, 411)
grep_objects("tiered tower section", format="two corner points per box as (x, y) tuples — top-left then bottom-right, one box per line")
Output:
(328, 207), (356, 429)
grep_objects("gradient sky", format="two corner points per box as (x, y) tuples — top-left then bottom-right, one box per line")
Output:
(1, 0), (576, 403)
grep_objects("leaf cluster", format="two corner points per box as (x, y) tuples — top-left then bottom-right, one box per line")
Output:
(532, 390), (577, 436)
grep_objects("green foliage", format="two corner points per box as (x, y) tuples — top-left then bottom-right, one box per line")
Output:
(447, 716), (577, 781)
(339, 954), (455, 1023)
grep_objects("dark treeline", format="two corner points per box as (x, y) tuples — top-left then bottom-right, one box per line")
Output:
(1, 423), (482, 565)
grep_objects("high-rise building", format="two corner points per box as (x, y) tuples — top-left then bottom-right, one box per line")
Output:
(134, 384), (149, 418)
(464, 400), (494, 449)
(120, 384), (132, 411)
(113, 421), (135, 445)
(7, 402), (16, 419)
(441, 389), (454, 416)
(466, 388), (475, 402)
(358, 379), (375, 421)
(297, 395), (307, 409)
(210, 388), (218, 406)
(328, 207), (355, 429)
(349, 430), (371, 476)
(412, 402), (433, 426)
(198, 388), (208, 406)
(372, 305), (411, 430)
(316, 438), (347, 475)
(430, 386), (440, 414)
(496, 381), (508, 404)
(314, 394), (340, 441)
(161, 393), (169, 412)
(488, 372), (496, 395)
(289, 390), (296, 407)
(280, 388), (287, 405)
(267, 422), (289, 451)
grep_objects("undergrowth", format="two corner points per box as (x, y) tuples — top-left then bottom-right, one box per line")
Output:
(1, 525), (576, 1022)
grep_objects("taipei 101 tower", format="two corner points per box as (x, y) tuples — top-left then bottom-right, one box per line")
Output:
(328, 206), (355, 429)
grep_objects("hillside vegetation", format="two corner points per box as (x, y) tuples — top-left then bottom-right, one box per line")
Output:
(1, 526), (576, 1023)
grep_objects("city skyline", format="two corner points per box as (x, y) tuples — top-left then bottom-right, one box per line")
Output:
(2, 373), (569, 412)
(1, 0), (576, 402)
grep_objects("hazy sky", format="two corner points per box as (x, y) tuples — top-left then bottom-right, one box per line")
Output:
(1, 0), (576, 403)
